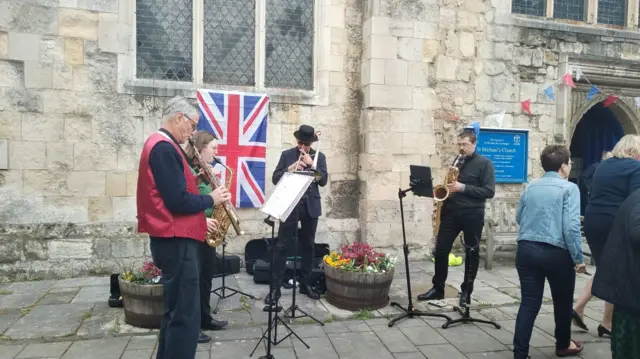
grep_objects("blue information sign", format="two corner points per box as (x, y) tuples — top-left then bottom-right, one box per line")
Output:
(472, 128), (529, 184)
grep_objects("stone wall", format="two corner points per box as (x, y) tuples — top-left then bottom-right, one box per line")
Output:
(0, 0), (363, 281)
(3, 0), (640, 281)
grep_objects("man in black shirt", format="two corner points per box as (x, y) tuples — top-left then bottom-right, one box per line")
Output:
(418, 129), (495, 307)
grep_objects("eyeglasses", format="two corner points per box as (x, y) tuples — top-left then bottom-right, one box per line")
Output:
(183, 113), (197, 130)
(297, 141), (311, 146)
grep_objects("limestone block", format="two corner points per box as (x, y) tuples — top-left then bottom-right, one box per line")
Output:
(39, 36), (64, 63)
(23, 169), (69, 195)
(423, 40), (439, 63)
(391, 154), (423, 172)
(364, 34), (397, 60)
(46, 142), (74, 170)
(52, 63), (73, 90)
(362, 110), (390, 132)
(11, 4), (58, 35)
(364, 171), (401, 201)
(88, 196), (113, 222)
(73, 142), (118, 170)
(402, 132), (434, 154)
(78, 0), (118, 13)
(363, 84), (413, 109)
(407, 61), (428, 87)
(477, 41), (493, 59)
(9, 141), (47, 169)
(0, 60), (23, 88)
(98, 20), (130, 54)
(58, 9), (98, 41)
(126, 171), (137, 196)
(397, 38), (423, 61)
(388, 110), (423, 133)
(459, 32), (475, 58)
(456, 62), (473, 83)
(67, 170), (106, 196)
(435, 55), (459, 81)
(457, 10), (479, 30)
(363, 16), (390, 39)
(389, 19), (413, 37)
(475, 76), (492, 101)
(359, 153), (394, 172)
(49, 240), (93, 260)
(119, 0), (132, 25)
(64, 38), (84, 65)
(331, 27), (348, 46)
(519, 82), (538, 103)
(413, 87), (434, 110)
(105, 171), (127, 196)
(384, 59), (408, 86)
(494, 43), (512, 60)
(465, 0), (487, 13)
(363, 222), (404, 247)
(380, 0), (439, 22)
(329, 71), (346, 87)
(364, 131), (403, 154)
(111, 238), (145, 258)
(22, 113), (64, 141)
(117, 144), (142, 171)
(484, 61), (506, 76)
(24, 62), (53, 89)
(531, 48), (544, 67)
(325, 5), (346, 28)
(0, 32), (7, 58)
(64, 114), (92, 143)
(329, 55), (344, 72)
(92, 115), (143, 145)
(0, 112), (22, 140)
(492, 76), (519, 102)
(112, 197), (136, 221)
(413, 22), (438, 40)
(72, 50), (118, 93)
(59, 0), (78, 8)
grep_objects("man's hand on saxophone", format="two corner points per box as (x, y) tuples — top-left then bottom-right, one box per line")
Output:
(446, 181), (464, 193)
(210, 186), (231, 204)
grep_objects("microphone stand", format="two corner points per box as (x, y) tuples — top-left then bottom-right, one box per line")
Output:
(388, 181), (453, 328)
(441, 237), (501, 330)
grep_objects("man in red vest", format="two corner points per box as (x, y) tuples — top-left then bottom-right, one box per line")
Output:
(137, 96), (231, 359)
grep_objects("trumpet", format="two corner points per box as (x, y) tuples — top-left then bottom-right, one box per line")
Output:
(290, 131), (323, 182)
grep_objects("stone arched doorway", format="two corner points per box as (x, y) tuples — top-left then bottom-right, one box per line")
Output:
(568, 95), (638, 214)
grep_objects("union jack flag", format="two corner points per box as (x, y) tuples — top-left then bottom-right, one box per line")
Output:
(196, 89), (269, 208)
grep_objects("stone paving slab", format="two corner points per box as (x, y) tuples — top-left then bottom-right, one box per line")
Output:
(0, 258), (611, 358)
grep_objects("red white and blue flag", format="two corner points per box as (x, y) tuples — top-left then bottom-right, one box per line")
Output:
(196, 89), (269, 208)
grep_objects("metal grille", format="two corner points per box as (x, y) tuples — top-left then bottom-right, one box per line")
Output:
(554, 0), (585, 21)
(597, 0), (626, 26)
(511, 0), (545, 16)
(264, 0), (314, 90)
(136, 0), (193, 81)
(203, 0), (256, 86)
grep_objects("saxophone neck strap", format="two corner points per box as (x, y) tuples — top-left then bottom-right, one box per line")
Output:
(158, 129), (209, 186)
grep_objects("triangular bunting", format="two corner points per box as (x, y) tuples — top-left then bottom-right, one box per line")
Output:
(635, 97), (640, 109)
(562, 73), (576, 88)
(543, 86), (555, 101)
(521, 99), (532, 115)
(603, 95), (618, 108)
(586, 85), (600, 100)
(575, 67), (584, 81)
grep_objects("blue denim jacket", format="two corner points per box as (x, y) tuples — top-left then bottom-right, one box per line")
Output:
(516, 171), (584, 264)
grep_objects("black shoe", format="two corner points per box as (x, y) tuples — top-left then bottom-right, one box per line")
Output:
(198, 332), (211, 343)
(264, 291), (280, 306)
(459, 291), (468, 308)
(597, 324), (611, 337)
(417, 288), (444, 301)
(201, 318), (228, 331)
(571, 310), (589, 331)
(299, 284), (320, 300)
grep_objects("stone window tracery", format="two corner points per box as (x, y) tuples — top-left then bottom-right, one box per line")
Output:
(511, 0), (638, 28)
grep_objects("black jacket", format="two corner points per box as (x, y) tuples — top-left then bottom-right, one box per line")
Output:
(592, 188), (640, 316)
(272, 147), (328, 219)
(443, 152), (495, 212)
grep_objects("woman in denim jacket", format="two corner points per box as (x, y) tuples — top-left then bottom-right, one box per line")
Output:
(512, 145), (587, 359)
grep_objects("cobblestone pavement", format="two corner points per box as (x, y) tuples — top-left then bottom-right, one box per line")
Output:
(0, 258), (611, 358)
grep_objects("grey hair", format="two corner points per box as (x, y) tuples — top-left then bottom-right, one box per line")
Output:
(162, 96), (197, 121)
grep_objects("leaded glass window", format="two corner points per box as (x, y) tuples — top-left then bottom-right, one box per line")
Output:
(136, 0), (193, 81)
(597, 0), (625, 26)
(554, 0), (585, 21)
(512, 0), (545, 16)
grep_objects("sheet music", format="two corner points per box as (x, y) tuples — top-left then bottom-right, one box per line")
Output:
(260, 172), (314, 222)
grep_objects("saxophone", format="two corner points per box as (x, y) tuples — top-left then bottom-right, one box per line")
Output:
(189, 138), (245, 247)
(432, 154), (464, 240)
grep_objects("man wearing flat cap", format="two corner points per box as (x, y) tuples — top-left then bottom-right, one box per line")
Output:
(266, 125), (328, 305)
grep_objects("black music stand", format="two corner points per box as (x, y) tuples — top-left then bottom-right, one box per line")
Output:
(250, 216), (309, 358)
(441, 237), (501, 330)
(388, 165), (453, 327)
(211, 241), (256, 314)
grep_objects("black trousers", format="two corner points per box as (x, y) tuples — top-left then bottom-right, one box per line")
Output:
(149, 237), (201, 359)
(513, 240), (575, 358)
(272, 201), (318, 291)
(432, 209), (484, 294)
(198, 240), (216, 326)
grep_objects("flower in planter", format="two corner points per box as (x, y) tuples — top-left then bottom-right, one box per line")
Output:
(121, 258), (162, 285)
(323, 243), (397, 273)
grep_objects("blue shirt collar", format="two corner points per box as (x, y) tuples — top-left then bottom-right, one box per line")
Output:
(542, 171), (563, 179)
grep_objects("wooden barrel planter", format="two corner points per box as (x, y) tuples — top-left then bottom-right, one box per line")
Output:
(324, 265), (394, 311)
(118, 277), (164, 329)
